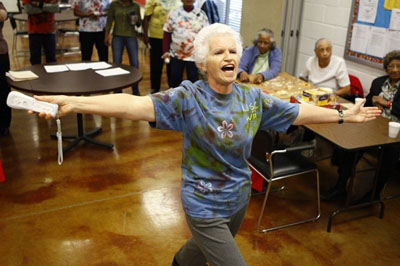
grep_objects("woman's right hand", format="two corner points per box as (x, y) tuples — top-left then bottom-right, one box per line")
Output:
(372, 95), (389, 110)
(239, 71), (250, 83)
(162, 53), (170, 64)
(31, 95), (73, 119)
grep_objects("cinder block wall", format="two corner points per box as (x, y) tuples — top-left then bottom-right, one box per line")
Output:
(295, 0), (386, 95)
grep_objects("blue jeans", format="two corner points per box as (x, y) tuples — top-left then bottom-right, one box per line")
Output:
(28, 33), (56, 65)
(112, 36), (139, 95)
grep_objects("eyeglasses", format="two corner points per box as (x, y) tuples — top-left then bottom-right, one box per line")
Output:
(387, 64), (400, 70)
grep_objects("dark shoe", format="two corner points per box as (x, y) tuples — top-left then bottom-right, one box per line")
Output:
(0, 128), (9, 136)
(321, 188), (346, 201)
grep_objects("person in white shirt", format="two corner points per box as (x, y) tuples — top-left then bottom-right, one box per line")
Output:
(299, 38), (351, 97)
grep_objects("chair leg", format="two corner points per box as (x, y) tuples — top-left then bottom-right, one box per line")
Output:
(256, 179), (273, 233)
(257, 169), (321, 233)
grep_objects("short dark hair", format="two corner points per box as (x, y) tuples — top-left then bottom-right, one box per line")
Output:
(253, 28), (276, 50)
(383, 50), (400, 71)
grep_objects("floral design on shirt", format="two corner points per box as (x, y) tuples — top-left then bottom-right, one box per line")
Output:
(217, 120), (234, 139)
(196, 180), (214, 194)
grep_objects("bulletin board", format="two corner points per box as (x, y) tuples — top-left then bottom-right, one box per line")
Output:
(344, 0), (400, 69)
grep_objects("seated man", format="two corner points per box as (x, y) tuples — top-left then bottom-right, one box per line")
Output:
(299, 38), (351, 97)
(238, 28), (282, 84)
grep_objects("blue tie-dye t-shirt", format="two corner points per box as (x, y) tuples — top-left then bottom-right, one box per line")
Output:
(150, 80), (299, 218)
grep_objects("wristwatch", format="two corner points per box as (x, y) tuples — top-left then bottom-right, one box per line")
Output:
(338, 109), (344, 124)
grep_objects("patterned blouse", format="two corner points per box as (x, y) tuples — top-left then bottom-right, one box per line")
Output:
(380, 78), (399, 122)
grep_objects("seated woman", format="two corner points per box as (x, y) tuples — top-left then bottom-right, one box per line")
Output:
(322, 50), (400, 202)
(238, 28), (282, 84)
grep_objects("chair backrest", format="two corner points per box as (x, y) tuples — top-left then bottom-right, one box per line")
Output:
(251, 130), (276, 162)
(349, 74), (364, 98)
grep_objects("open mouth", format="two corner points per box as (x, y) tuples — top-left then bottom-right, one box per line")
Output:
(221, 64), (235, 72)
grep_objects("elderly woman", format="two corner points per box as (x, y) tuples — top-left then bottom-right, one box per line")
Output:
(366, 50), (400, 121)
(322, 50), (400, 202)
(33, 24), (380, 265)
(162, 0), (209, 88)
(238, 28), (282, 84)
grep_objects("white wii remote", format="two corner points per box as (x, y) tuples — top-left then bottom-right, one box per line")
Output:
(7, 91), (59, 118)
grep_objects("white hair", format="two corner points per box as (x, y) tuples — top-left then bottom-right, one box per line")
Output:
(194, 23), (243, 66)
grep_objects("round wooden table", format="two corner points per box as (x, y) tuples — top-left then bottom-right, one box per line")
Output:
(7, 63), (143, 154)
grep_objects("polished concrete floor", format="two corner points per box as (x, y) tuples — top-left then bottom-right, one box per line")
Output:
(1, 19), (400, 266)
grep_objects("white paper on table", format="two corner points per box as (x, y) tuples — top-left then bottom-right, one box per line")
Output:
(366, 26), (388, 58)
(358, 0), (379, 23)
(389, 9), (400, 30)
(65, 63), (90, 71)
(350, 23), (370, 53)
(87, 62), (112, 70)
(95, 67), (130, 77)
(385, 30), (400, 55)
(44, 65), (69, 73)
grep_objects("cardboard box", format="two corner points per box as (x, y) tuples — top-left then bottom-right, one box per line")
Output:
(291, 95), (341, 110)
(301, 88), (337, 106)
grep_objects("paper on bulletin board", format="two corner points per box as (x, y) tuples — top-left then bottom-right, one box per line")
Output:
(385, 30), (400, 53)
(389, 8), (400, 29)
(358, 0), (379, 23)
(350, 23), (370, 53)
(384, 0), (400, 10)
(366, 26), (388, 58)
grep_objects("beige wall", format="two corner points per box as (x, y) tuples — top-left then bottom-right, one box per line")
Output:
(240, 0), (284, 48)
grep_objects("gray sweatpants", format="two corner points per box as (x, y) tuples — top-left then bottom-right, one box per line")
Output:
(174, 205), (248, 266)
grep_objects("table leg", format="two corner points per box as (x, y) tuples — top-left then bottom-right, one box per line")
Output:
(51, 113), (114, 154)
(327, 148), (385, 232)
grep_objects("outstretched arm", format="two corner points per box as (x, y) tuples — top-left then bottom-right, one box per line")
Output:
(293, 99), (381, 125)
(33, 94), (156, 122)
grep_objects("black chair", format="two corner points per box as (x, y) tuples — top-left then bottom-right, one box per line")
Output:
(248, 130), (321, 233)
(9, 15), (29, 56)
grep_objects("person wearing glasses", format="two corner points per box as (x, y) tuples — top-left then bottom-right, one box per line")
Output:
(322, 50), (400, 202)
(238, 28), (282, 84)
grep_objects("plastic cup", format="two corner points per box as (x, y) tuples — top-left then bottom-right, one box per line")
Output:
(355, 97), (364, 106)
(388, 121), (400, 138)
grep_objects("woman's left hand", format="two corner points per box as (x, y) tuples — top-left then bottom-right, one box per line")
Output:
(345, 98), (382, 122)
(253, 74), (264, 84)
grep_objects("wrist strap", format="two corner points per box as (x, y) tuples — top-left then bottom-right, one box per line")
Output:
(56, 118), (63, 165)
(338, 109), (344, 124)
